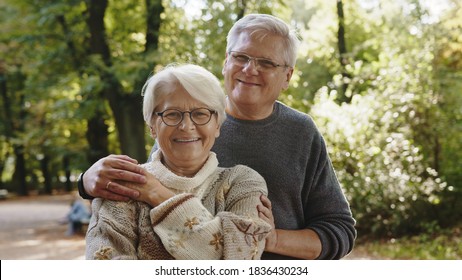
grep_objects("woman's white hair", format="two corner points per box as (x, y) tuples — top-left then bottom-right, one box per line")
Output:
(142, 64), (226, 128)
(226, 14), (300, 67)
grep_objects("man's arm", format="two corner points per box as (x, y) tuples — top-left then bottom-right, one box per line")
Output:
(267, 229), (322, 260)
(258, 195), (322, 259)
(78, 155), (147, 201)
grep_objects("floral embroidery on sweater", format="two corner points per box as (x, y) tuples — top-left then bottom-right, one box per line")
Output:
(184, 217), (199, 230)
(172, 233), (187, 250)
(94, 246), (113, 260)
(233, 220), (269, 245)
(233, 220), (270, 259)
(209, 232), (224, 250)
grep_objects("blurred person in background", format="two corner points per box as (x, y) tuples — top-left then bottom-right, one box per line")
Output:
(63, 196), (91, 236)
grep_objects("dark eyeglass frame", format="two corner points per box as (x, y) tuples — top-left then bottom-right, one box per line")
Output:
(228, 51), (289, 71)
(155, 108), (217, 127)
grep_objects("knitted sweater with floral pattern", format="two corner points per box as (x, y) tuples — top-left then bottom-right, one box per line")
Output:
(85, 151), (270, 260)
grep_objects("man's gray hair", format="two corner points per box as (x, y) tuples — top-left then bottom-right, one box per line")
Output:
(226, 14), (300, 67)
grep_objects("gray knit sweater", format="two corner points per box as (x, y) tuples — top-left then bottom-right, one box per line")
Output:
(86, 151), (270, 260)
(212, 101), (356, 259)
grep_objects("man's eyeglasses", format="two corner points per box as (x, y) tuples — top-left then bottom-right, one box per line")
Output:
(228, 51), (289, 72)
(155, 108), (217, 126)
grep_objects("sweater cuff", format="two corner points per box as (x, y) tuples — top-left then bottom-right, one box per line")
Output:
(150, 193), (196, 226)
(149, 194), (221, 259)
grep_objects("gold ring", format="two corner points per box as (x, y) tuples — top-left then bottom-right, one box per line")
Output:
(106, 181), (112, 190)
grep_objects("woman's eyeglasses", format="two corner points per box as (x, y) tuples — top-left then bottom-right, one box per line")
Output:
(155, 108), (217, 126)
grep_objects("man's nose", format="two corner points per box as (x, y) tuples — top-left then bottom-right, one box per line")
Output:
(242, 58), (259, 74)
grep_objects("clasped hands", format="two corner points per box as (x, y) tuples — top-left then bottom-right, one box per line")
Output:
(83, 155), (276, 247)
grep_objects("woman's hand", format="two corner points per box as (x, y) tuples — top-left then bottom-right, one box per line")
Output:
(130, 172), (175, 207)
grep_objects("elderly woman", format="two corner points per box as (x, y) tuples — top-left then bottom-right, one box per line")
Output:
(85, 64), (270, 260)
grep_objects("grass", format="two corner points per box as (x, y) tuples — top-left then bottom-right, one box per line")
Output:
(351, 224), (462, 260)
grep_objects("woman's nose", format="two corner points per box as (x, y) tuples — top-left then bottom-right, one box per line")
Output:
(178, 113), (195, 130)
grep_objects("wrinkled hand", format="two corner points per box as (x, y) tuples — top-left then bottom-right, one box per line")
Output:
(129, 172), (175, 207)
(257, 194), (278, 251)
(82, 155), (147, 201)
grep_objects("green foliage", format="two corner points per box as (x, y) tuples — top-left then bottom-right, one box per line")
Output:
(355, 223), (462, 259)
(304, 0), (462, 237)
(312, 90), (452, 236)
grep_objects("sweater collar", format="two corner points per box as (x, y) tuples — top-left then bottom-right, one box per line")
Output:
(144, 150), (219, 191)
(225, 101), (281, 126)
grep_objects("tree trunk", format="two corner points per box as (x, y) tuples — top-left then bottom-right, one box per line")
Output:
(13, 145), (27, 196)
(12, 90), (28, 196)
(0, 72), (10, 188)
(145, 0), (163, 52)
(1, 67), (29, 195)
(109, 0), (166, 162)
(86, 115), (109, 164)
(336, 0), (351, 103)
(107, 94), (146, 161)
(40, 155), (52, 195)
(63, 155), (72, 192)
(237, 0), (247, 20)
(57, 12), (109, 166)
(85, 0), (148, 162)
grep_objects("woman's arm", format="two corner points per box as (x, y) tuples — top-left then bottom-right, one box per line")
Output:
(85, 199), (140, 259)
(150, 192), (270, 260)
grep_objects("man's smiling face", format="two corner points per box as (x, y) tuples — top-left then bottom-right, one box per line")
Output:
(222, 31), (293, 119)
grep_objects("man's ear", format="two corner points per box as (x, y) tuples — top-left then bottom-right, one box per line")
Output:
(282, 67), (294, 90)
(222, 52), (229, 76)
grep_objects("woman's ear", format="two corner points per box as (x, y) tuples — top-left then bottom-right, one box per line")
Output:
(149, 126), (157, 139)
(215, 124), (221, 138)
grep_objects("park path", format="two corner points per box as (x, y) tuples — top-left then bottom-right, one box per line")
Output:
(0, 193), (368, 260)
(0, 193), (86, 260)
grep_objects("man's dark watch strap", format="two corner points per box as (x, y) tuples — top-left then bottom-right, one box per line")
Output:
(77, 172), (94, 200)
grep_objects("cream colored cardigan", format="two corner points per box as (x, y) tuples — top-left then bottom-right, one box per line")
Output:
(85, 151), (270, 260)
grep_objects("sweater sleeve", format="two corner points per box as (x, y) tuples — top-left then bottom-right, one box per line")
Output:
(85, 199), (139, 260)
(150, 167), (271, 260)
(305, 135), (357, 259)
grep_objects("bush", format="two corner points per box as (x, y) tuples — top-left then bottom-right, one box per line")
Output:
(311, 90), (451, 237)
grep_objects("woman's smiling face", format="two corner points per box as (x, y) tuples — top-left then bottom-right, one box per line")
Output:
(151, 84), (220, 176)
